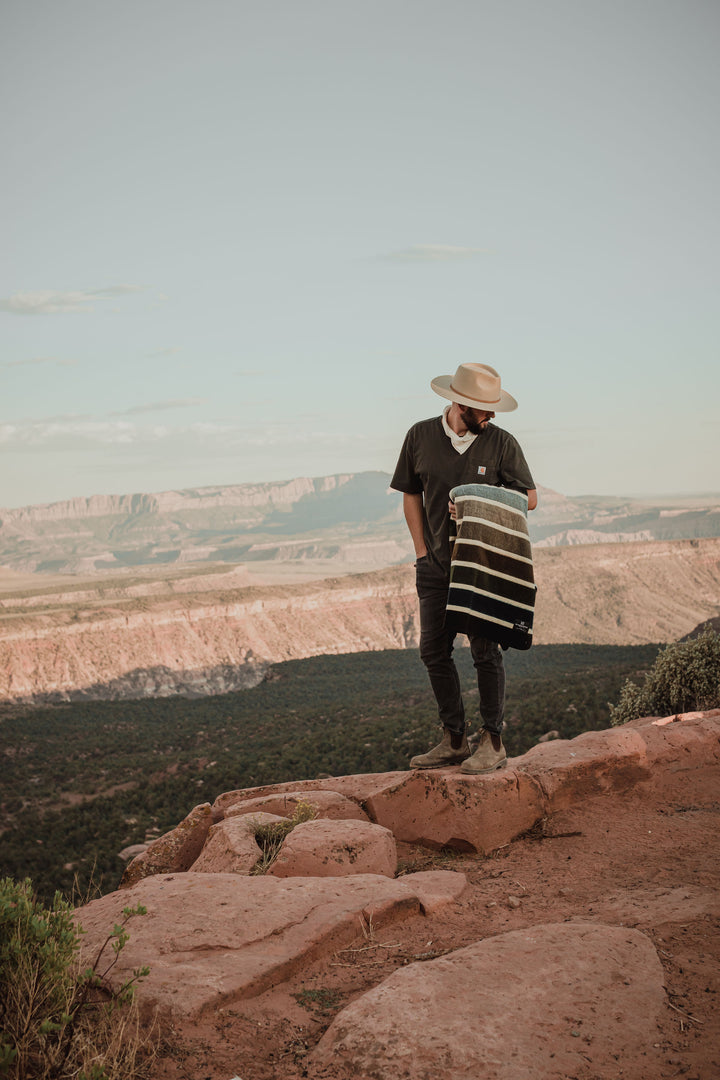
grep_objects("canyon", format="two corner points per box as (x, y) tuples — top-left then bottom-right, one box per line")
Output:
(1, 473), (718, 702)
(1, 536), (719, 703)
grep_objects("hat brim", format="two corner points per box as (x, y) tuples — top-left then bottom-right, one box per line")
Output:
(431, 375), (518, 412)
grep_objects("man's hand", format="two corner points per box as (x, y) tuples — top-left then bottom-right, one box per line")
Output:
(448, 499), (457, 521)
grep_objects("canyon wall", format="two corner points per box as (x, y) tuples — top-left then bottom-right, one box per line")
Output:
(0, 568), (419, 702)
(1, 537), (718, 703)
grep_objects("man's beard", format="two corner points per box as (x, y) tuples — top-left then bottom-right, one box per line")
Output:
(460, 409), (487, 435)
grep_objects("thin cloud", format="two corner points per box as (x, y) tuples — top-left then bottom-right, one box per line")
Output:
(147, 346), (181, 358)
(0, 420), (138, 447)
(380, 244), (492, 262)
(91, 285), (143, 296)
(4, 356), (79, 368)
(0, 285), (144, 315)
(109, 398), (206, 417)
(0, 419), (225, 451)
(7, 412), (93, 424)
(0, 418), (367, 452)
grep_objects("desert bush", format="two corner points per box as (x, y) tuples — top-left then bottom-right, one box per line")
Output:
(610, 626), (720, 726)
(250, 800), (318, 874)
(0, 878), (155, 1079)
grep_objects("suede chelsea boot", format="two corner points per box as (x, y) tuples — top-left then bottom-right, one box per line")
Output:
(409, 729), (470, 769)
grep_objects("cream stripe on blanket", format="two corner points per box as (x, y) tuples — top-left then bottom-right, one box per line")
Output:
(445, 484), (536, 651)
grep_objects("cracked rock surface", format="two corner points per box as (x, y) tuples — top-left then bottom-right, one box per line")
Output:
(76, 870), (467, 1016)
(311, 922), (667, 1079)
(74, 711), (720, 1079)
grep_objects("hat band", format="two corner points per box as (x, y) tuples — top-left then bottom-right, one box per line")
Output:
(449, 381), (501, 405)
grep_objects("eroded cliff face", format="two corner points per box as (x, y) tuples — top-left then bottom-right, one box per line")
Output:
(0, 568), (420, 702)
(531, 536), (720, 643)
(1, 537), (718, 703)
(0, 474), (356, 525)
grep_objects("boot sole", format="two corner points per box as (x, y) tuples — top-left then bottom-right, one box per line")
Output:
(459, 758), (508, 776)
(410, 757), (471, 770)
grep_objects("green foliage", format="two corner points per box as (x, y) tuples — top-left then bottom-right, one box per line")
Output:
(610, 626), (720, 725)
(293, 987), (344, 1016)
(0, 879), (154, 1079)
(0, 879), (77, 1075)
(250, 800), (318, 875)
(0, 643), (662, 903)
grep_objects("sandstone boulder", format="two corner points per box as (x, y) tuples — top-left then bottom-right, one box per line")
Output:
(211, 772), (407, 820)
(117, 843), (149, 862)
(75, 869), (467, 1017)
(120, 802), (213, 888)
(398, 869), (469, 914)
(643, 708), (720, 769)
(189, 812), (285, 874)
(537, 729), (560, 742)
(518, 710), (720, 810)
(267, 818), (397, 878)
(364, 768), (545, 855)
(516, 725), (650, 807)
(223, 788), (368, 822)
(310, 922), (667, 1079)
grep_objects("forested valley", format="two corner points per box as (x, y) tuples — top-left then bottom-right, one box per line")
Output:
(0, 643), (660, 904)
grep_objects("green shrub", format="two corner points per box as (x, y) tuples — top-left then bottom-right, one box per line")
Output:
(0, 878), (155, 1079)
(610, 627), (720, 726)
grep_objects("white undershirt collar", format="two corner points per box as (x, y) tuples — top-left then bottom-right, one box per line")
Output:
(441, 405), (478, 454)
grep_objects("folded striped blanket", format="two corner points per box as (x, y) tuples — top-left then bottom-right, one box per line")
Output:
(445, 484), (536, 651)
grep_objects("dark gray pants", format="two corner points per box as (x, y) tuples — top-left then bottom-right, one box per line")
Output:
(416, 555), (505, 736)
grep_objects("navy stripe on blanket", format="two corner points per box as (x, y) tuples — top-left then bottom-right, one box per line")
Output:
(450, 563), (536, 608)
(445, 484), (536, 651)
(451, 542), (533, 585)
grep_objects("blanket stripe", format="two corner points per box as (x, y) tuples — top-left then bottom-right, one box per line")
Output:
(445, 484), (536, 651)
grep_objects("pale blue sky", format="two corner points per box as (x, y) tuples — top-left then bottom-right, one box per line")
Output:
(2, 0), (718, 508)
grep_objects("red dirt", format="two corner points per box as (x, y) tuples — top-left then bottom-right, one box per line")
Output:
(152, 763), (719, 1080)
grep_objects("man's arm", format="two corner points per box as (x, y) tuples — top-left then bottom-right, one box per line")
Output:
(403, 492), (427, 558)
(499, 432), (536, 511)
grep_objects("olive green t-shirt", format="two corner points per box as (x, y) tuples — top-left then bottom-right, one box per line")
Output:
(391, 416), (535, 573)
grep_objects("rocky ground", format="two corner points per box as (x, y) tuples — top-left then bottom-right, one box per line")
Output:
(153, 804), (719, 1080)
(91, 715), (720, 1080)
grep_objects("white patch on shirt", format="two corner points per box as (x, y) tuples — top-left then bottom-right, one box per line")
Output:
(477, 466), (487, 475)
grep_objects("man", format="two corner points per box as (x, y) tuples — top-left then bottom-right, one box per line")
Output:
(391, 362), (537, 774)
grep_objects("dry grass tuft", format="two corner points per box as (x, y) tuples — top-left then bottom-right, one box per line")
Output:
(250, 800), (318, 875)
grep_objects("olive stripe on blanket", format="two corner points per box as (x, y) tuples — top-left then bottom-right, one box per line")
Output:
(446, 484), (536, 651)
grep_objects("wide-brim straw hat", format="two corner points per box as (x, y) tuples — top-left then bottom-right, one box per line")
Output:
(431, 362), (518, 412)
